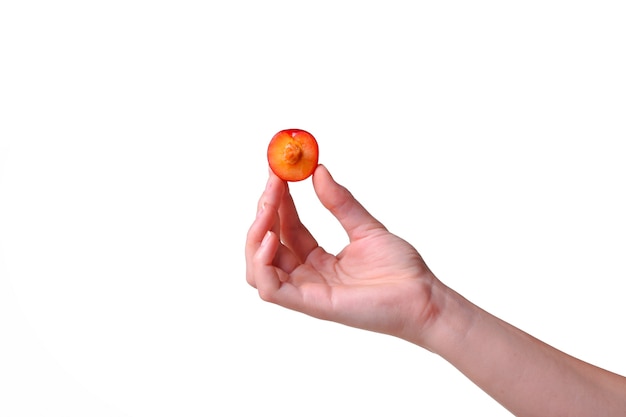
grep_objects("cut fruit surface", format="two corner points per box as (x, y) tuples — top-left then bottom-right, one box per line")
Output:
(267, 129), (319, 181)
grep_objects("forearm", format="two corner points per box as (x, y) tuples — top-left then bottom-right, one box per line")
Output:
(413, 282), (626, 416)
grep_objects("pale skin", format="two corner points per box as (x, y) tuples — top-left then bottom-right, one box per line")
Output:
(245, 164), (626, 416)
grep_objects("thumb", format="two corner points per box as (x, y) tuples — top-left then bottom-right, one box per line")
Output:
(312, 165), (386, 241)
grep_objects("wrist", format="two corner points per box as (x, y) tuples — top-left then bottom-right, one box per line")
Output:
(403, 278), (479, 356)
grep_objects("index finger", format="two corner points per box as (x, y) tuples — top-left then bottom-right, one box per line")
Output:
(245, 172), (285, 287)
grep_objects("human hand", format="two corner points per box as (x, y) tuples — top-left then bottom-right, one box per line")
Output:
(245, 165), (444, 345)
(246, 167), (626, 417)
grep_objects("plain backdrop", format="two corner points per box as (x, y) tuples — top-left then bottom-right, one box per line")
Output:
(1, 1), (625, 416)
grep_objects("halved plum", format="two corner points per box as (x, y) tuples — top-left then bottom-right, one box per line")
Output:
(267, 129), (319, 181)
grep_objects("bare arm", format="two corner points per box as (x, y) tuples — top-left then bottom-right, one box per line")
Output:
(421, 283), (626, 416)
(245, 165), (626, 416)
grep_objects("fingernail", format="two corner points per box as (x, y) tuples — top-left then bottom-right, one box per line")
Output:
(261, 230), (272, 247)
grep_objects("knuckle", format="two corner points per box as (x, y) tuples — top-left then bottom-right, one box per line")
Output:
(257, 287), (275, 303)
(245, 273), (256, 288)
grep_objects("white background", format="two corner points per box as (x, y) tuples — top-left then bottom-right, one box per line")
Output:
(1, 1), (625, 416)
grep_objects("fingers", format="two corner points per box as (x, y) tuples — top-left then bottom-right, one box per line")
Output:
(252, 232), (313, 314)
(277, 183), (318, 263)
(249, 230), (302, 306)
(245, 176), (317, 312)
(245, 174), (284, 288)
(245, 172), (302, 289)
(252, 230), (285, 299)
(312, 164), (386, 242)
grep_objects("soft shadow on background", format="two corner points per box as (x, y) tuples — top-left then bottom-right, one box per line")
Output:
(1, 2), (625, 416)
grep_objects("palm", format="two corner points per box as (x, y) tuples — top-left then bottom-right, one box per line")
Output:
(289, 229), (434, 336)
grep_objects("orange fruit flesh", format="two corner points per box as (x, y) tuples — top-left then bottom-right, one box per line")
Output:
(267, 129), (319, 181)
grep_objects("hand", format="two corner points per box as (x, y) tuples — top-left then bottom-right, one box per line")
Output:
(246, 165), (626, 417)
(245, 165), (442, 344)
